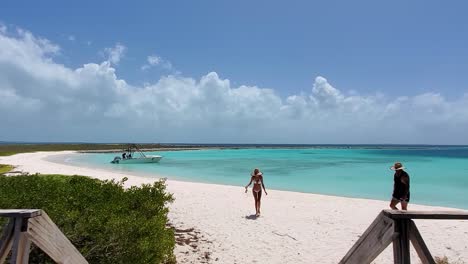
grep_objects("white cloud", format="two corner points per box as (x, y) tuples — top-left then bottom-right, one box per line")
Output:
(1, 27), (468, 143)
(141, 54), (174, 71)
(312, 76), (344, 108)
(147, 55), (161, 65)
(68, 35), (75, 41)
(103, 43), (126, 65)
(0, 23), (6, 34)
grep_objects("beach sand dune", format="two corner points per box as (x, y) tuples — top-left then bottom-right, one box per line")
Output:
(1, 152), (467, 264)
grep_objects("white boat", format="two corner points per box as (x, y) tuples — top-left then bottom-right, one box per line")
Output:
(111, 144), (163, 164)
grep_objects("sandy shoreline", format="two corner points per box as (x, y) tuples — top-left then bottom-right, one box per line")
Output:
(1, 151), (467, 263)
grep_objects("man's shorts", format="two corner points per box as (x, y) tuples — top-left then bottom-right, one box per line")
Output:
(392, 196), (410, 203)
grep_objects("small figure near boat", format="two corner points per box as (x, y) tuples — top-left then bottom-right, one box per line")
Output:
(389, 162), (410, 210)
(245, 168), (268, 217)
(111, 144), (162, 164)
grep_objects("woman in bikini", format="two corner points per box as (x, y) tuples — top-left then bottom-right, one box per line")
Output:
(245, 168), (268, 216)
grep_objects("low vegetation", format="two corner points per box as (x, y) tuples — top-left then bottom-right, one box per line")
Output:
(435, 256), (463, 264)
(0, 174), (175, 264)
(435, 256), (450, 264)
(0, 164), (13, 174)
(0, 143), (167, 156)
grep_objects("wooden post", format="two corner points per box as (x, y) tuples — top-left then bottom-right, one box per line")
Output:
(10, 217), (31, 264)
(393, 219), (411, 264)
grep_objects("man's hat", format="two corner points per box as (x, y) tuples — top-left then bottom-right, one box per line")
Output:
(390, 162), (405, 171)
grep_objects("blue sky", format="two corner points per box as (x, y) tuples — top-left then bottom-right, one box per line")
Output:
(3, 0), (468, 97)
(1, 1), (468, 143)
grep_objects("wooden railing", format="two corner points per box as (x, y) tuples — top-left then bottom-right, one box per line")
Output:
(0, 209), (87, 264)
(340, 209), (468, 264)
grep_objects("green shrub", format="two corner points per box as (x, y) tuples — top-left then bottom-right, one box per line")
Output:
(434, 256), (464, 264)
(0, 174), (175, 264)
(435, 256), (450, 264)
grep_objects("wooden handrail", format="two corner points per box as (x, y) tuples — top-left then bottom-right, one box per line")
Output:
(382, 209), (468, 220)
(0, 210), (42, 218)
(340, 209), (468, 264)
(0, 209), (87, 264)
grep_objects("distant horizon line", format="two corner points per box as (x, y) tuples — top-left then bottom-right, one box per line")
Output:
(1, 141), (467, 147)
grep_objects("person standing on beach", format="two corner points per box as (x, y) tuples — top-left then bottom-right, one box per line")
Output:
(245, 168), (268, 217)
(389, 162), (410, 210)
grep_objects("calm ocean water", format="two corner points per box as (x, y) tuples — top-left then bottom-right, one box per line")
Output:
(56, 146), (468, 209)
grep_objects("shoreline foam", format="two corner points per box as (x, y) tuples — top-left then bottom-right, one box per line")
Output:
(1, 151), (467, 263)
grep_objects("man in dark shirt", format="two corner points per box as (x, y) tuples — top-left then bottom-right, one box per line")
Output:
(389, 162), (410, 210)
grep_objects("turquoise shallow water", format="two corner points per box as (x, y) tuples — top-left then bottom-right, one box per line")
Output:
(59, 147), (468, 209)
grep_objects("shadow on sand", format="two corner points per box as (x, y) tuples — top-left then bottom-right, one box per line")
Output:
(245, 214), (258, 220)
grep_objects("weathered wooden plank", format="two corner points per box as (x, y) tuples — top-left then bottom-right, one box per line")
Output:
(340, 213), (396, 264)
(27, 223), (68, 259)
(393, 219), (411, 264)
(0, 210), (41, 218)
(28, 216), (87, 263)
(383, 210), (468, 220)
(409, 221), (435, 264)
(340, 212), (385, 264)
(28, 216), (86, 263)
(27, 214), (83, 260)
(0, 218), (15, 263)
(27, 212), (88, 264)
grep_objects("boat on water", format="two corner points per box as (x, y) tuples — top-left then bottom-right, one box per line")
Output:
(111, 144), (162, 164)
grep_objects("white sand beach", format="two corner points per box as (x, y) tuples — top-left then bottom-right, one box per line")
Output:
(1, 151), (467, 264)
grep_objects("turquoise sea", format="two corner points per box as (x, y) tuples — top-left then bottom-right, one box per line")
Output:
(56, 146), (468, 209)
